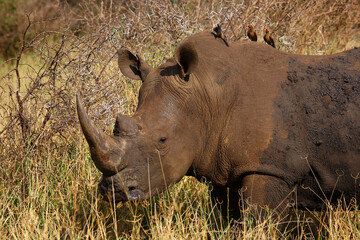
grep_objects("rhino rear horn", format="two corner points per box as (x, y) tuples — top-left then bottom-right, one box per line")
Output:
(113, 113), (139, 136)
(76, 93), (124, 175)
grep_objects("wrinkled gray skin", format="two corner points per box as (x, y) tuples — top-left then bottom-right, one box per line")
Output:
(77, 31), (360, 219)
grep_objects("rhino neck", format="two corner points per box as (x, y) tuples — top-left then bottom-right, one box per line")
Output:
(186, 71), (239, 186)
(185, 43), (289, 186)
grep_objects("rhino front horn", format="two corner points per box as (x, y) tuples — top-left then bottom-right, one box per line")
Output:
(76, 93), (124, 175)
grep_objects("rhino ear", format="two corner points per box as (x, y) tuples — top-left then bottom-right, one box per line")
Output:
(175, 42), (198, 81)
(117, 48), (152, 81)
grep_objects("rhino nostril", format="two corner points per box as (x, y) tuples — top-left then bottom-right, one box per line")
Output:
(126, 187), (145, 200)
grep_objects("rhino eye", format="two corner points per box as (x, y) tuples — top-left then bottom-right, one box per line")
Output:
(159, 137), (167, 144)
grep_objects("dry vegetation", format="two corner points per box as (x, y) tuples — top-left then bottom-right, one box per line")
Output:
(0, 0), (360, 239)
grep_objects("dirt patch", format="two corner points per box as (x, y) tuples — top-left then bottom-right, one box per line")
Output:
(260, 47), (360, 209)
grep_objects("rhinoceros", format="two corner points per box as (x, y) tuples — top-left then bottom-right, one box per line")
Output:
(77, 31), (360, 219)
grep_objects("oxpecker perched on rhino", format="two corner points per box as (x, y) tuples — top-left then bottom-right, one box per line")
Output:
(77, 31), (360, 219)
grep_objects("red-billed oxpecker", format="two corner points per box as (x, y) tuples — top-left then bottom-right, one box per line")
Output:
(247, 25), (257, 41)
(212, 24), (229, 47)
(264, 29), (275, 48)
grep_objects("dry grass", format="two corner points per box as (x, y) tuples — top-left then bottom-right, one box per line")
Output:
(1, 0), (360, 239)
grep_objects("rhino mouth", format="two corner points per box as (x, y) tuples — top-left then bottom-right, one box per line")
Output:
(98, 175), (145, 202)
